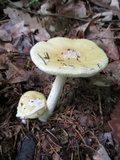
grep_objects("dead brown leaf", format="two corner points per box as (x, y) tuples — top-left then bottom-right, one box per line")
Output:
(10, 21), (29, 39)
(4, 7), (50, 41)
(99, 28), (119, 60)
(34, 28), (50, 41)
(109, 100), (120, 146)
(0, 42), (17, 52)
(13, 35), (32, 53)
(57, 0), (86, 18)
(90, 0), (110, 8)
(0, 29), (12, 42)
(110, 0), (119, 10)
(104, 61), (120, 84)
(86, 25), (119, 60)
(93, 144), (111, 160)
(5, 60), (33, 84)
(5, 43), (17, 52)
(4, 7), (32, 24)
(0, 72), (5, 86)
(52, 152), (62, 160)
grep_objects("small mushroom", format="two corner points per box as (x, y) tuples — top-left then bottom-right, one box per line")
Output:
(29, 37), (108, 122)
(16, 91), (47, 122)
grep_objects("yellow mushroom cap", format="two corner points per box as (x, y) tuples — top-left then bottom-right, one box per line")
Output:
(16, 91), (47, 119)
(30, 37), (108, 77)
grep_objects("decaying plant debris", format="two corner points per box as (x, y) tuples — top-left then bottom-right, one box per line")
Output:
(0, 0), (120, 159)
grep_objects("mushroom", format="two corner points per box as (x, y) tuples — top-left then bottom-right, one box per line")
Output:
(16, 91), (47, 122)
(30, 37), (108, 122)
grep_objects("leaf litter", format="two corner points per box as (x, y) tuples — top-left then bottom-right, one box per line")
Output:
(0, 0), (120, 159)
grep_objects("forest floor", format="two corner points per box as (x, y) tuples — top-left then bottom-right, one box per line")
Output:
(0, 0), (120, 159)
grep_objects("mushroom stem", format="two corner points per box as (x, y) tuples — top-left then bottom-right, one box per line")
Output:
(47, 75), (66, 112)
(38, 75), (66, 122)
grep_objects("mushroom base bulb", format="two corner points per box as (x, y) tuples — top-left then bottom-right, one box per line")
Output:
(16, 91), (47, 120)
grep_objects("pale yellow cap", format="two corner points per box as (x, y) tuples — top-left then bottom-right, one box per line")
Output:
(16, 91), (47, 119)
(30, 37), (108, 77)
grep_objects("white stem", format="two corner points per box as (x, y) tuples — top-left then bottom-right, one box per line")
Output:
(47, 75), (66, 112)
(38, 75), (66, 122)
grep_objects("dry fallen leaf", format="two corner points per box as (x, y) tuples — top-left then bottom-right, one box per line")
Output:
(0, 72), (5, 86)
(93, 11), (113, 22)
(0, 29), (12, 42)
(86, 25), (119, 60)
(57, 0), (86, 18)
(110, 0), (119, 10)
(10, 21), (29, 39)
(5, 43), (17, 52)
(4, 7), (50, 41)
(109, 100), (120, 146)
(34, 28), (50, 41)
(52, 152), (62, 160)
(13, 35), (32, 53)
(90, 0), (110, 8)
(5, 60), (33, 84)
(104, 61), (120, 84)
(99, 28), (119, 60)
(4, 7), (33, 24)
(0, 42), (17, 52)
(93, 144), (111, 160)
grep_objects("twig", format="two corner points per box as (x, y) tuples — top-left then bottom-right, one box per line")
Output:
(0, 86), (13, 94)
(97, 87), (103, 125)
(46, 129), (58, 142)
(90, 36), (120, 40)
(6, 0), (89, 22)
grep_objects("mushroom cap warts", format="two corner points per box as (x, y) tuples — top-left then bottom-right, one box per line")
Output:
(16, 91), (47, 119)
(30, 37), (108, 77)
